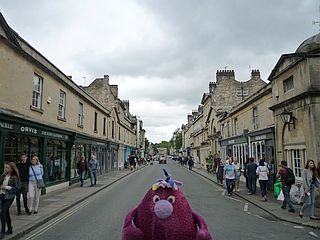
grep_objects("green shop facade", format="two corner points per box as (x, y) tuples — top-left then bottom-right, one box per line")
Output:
(0, 112), (119, 190)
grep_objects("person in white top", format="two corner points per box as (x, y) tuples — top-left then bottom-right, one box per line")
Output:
(256, 159), (269, 201)
(234, 159), (241, 192)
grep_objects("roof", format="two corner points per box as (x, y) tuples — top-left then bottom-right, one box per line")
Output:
(296, 33), (320, 54)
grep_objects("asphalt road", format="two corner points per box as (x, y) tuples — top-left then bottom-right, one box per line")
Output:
(24, 161), (320, 240)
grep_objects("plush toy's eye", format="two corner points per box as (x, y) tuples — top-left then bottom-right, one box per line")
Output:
(153, 195), (160, 203)
(167, 196), (175, 204)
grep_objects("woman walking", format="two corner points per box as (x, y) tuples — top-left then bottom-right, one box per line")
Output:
(0, 162), (20, 238)
(77, 156), (88, 187)
(299, 160), (319, 220)
(256, 159), (269, 201)
(28, 156), (44, 214)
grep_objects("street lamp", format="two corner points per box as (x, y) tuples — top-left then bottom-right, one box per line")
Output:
(280, 112), (292, 123)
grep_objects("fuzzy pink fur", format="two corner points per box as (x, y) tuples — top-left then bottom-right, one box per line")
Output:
(122, 187), (212, 240)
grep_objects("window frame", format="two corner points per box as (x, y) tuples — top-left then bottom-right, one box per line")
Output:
(78, 102), (84, 128)
(31, 73), (43, 110)
(94, 112), (98, 133)
(253, 107), (259, 129)
(58, 90), (66, 120)
(283, 76), (294, 93)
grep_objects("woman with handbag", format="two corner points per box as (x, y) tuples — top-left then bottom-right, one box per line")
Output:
(28, 156), (44, 214)
(0, 162), (20, 238)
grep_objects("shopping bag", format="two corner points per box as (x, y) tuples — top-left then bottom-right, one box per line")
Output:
(277, 190), (284, 201)
(274, 179), (282, 197)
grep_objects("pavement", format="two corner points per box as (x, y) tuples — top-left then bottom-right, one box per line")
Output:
(7, 167), (144, 240)
(190, 164), (320, 229)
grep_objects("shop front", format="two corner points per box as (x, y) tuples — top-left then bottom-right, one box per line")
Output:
(220, 136), (248, 167)
(109, 142), (119, 170)
(0, 115), (72, 188)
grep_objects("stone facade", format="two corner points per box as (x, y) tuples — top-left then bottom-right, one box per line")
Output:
(269, 33), (320, 180)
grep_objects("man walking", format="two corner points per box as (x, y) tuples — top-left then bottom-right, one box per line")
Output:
(277, 160), (295, 212)
(246, 157), (258, 195)
(188, 156), (194, 170)
(89, 155), (99, 186)
(224, 157), (236, 196)
(16, 153), (31, 215)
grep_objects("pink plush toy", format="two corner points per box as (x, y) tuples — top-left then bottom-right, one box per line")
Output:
(122, 169), (212, 240)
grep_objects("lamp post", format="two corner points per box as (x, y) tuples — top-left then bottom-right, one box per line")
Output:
(280, 112), (292, 123)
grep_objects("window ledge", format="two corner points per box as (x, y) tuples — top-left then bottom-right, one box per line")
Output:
(57, 116), (66, 122)
(77, 124), (83, 129)
(30, 105), (44, 114)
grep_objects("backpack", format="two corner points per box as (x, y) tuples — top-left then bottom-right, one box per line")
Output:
(283, 168), (295, 185)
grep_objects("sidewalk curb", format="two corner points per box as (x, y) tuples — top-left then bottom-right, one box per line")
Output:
(9, 167), (145, 240)
(188, 167), (320, 230)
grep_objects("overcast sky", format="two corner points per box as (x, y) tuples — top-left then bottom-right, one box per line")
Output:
(0, 1), (317, 143)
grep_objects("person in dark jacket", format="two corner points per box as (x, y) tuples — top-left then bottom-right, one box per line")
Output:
(246, 158), (258, 195)
(188, 157), (194, 170)
(0, 162), (20, 238)
(77, 157), (88, 187)
(16, 154), (30, 215)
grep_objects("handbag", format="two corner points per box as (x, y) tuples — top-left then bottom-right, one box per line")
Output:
(31, 166), (46, 189)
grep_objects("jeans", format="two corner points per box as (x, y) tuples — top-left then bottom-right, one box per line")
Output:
(281, 185), (294, 210)
(259, 180), (268, 197)
(248, 176), (257, 194)
(90, 170), (97, 186)
(300, 184), (316, 216)
(16, 181), (29, 213)
(80, 171), (86, 187)
(1, 198), (14, 232)
(226, 178), (235, 194)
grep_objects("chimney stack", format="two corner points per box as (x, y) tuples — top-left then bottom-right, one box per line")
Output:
(251, 69), (260, 79)
(209, 82), (216, 93)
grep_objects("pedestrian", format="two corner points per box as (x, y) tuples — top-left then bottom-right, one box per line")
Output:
(224, 158), (236, 196)
(77, 156), (88, 187)
(243, 159), (249, 190)
(128, 154), (135, 171)
(216, 159), (224, 184)
(246, 158), (258, 195)
(188, 157), (194, 170)
(0, 162), (20, 238)
(89, 155), (99, 187)
(28, 156), (44, 214)
(299, 160), (320, 220)
(256, 159), (269, 201)
(277, 160), (295, 213)
(234, 159), (241, 192)
(16, 153), (31, 215)
(267, 159), (275, 191)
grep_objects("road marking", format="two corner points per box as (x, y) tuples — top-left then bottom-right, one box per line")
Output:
(244, 203), (249, 212)
(293, 226), (304, 229)
(309, 231), (319, 238)
(222, 190), (226, 196)
(25, 198), (92, 240)
(226, 196), (242, 203)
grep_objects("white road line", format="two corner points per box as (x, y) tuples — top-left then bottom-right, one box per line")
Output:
(226, 196), (243, 203)
(222, 190), (226, 196)
(293, 226), (304, 229)
(244, 203), (249, 212)
(25, 199), (92, 240)
(309, 231), (319, 238)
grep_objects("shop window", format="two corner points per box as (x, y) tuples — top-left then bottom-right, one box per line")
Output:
(46, 140), (68, 183)
(4, 135), (18, 163)
(32, 73), (43, 109)
(286, 149), (305, 179)
(58, 90), (66, 119)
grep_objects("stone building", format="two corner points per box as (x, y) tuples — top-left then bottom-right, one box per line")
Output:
(0, 13), (143, 190)
(83, 76), (140, 168)
(182, 69), (267, 168)
(269, 33), (320, 180)
(219, 84), (275, 167)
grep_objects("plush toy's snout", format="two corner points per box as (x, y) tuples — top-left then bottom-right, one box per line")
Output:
(154, 200), (173, 219)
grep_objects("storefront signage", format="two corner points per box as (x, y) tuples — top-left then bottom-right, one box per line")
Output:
(254, 135), (266, 141)
(0, 122), (13, 130)
(0, 120), (68, 140)
(228, 140), (235, 144)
